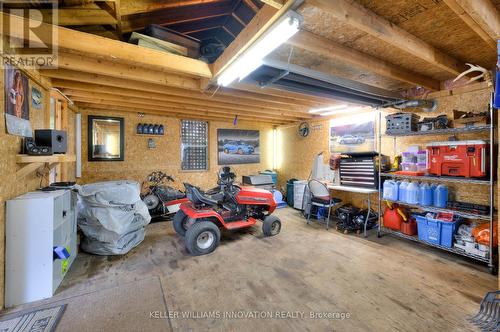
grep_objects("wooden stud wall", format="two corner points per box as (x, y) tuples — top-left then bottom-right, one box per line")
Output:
(79, 109), (274, 189)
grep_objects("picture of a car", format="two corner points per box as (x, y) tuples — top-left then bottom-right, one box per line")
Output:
(222, 141), (254, 154)
(338, 135), (365, 144)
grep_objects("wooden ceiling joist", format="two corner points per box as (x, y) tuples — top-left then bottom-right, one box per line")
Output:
(42, 69), (322, 111)
(443, 0), (500, 49)
(121, 0), (228, 16)
(67, 90), (300, 122)
(288, 30), (440, 90)
(2, 12), (211, 78)
(39, 9), (117, 26)
(76, 103), (285, 125)
(56, 81), (309, 119)
(56, 53), (200, 90)
(260, 0), (285, 9)
(307, 0), (465, 76)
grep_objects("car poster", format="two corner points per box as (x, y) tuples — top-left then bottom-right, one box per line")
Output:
(217, 129), (260, 165)
(329, 113), (375, 154)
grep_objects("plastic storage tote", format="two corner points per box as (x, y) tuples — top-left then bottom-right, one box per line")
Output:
(415, 215), (458, 248)
(260, 170), (277, 185)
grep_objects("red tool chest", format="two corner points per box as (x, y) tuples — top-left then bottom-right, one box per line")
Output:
(426, 140), (488, 178)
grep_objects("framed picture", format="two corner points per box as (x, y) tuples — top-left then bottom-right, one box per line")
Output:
(329, 113), (376, 154)
(88, 115), (125, 161)
(217, 129), (260, 165)
(4, 64), (32, 136)
(31, 86), (43, 110)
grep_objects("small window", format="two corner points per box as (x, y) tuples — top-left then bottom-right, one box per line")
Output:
(181, 120), (208, 171)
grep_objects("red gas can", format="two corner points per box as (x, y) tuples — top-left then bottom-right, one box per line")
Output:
(426, 140), (488, 178)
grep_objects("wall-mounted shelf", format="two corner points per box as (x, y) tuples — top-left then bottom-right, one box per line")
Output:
(134, 134), (164, 137)
(16, 154), (76, 179)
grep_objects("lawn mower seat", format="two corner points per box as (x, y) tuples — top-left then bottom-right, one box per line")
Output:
(185, 183), (218, 207)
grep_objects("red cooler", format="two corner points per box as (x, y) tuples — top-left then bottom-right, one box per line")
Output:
(426, 140), (488, 178)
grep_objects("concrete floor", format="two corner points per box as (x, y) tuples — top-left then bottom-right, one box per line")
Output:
(3, 207), (496, 331)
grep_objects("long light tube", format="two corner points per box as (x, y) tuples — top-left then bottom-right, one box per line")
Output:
(272, 127), (277, 170)
(217, 11), (302, 87)
(320, 107), (362, 116)
(309, 104), (348, 113)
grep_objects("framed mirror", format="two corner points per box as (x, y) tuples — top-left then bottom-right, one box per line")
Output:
(88, 115), (124, 161)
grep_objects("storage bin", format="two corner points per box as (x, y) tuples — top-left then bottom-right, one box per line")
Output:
(401, 162), (417, 172)
(415, 215), (459, 248)
(402, 152), (416, 164)
(293, 180), (308, 210)
(260, 170), (277, 185)
(286, 179), (298, 207)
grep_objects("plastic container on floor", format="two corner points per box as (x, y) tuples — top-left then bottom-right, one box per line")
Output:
(293, 180), (308, 210)
(415, 215), (459, 248)
(286, 179), (298, 207)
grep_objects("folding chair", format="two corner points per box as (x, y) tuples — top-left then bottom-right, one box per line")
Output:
(305, 179), (341, 230)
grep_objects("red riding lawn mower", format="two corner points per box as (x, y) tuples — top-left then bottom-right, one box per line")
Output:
(173, 167), (282, 255)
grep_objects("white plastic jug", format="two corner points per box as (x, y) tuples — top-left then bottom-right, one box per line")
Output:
(383, 180), (398, 200)
(406, 182), (420, 204)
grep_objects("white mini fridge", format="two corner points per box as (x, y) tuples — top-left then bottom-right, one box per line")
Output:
(6, 189), (78, 307)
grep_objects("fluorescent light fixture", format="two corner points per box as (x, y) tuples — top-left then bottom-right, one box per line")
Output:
(272, 127), (277, 170)
(217, 11), (302, 87)
(309, 104), (348, 113)
(320, 106), (363, 116)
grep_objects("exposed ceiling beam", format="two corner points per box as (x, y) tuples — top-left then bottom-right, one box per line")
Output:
(121, 0), (228, 16)
(260, 0), (285, 9)
(307, 0), (464, 76)
(55, 80), (309, 119)
(65, 89), (300, 121)
(288, 30), (440, 90)
(38, 9), (117, 26)
(2, 12), (211, 78)
(56, 53), (200, 90)
(75, 102), (285, 125)
(42, 69), (320, 110)
(443, 0), (500, 49)
(243, 0), (260, 12)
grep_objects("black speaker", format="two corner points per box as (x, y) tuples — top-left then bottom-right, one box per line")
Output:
(34, 130), (67, 154)
(24, 137), (52, 156)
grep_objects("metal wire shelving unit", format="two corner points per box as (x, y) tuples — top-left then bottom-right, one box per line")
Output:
(377, 95), (497, 274)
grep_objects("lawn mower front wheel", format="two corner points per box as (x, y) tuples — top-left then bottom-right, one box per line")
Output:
(173, 210), (190, 237)
(185, 221), (221, 255)
(262, 216), (281, 237)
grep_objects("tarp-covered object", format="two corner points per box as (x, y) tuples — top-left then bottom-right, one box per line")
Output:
(76, 181), (151, 255)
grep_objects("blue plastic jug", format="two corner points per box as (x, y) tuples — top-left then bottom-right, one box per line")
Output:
(406, 182), (420, 204)
(399, 180), (409, 203)
(419, 183), (433, 206)
(433, 184), (448, 208)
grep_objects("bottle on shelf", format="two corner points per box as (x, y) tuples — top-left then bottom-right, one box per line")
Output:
(433, 184), (449, 208)
(383, 180), (399, 201)
(419, 182), (433, 206)
(407, 181), (420, 204)
(399, 180), (409, 203)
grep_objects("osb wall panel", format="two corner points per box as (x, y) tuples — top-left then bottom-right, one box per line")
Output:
(79, 109), (273, 190)
(278, 85), (497, 213)
(0, 68), (55, 309)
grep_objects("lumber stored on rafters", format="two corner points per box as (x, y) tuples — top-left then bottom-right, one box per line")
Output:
(39, 9), (117, 26)
(1, 12), (211, 78)
(307, 0), (464, 76)
(288, 30), (440, 90)
(260, 0), (285, 9)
